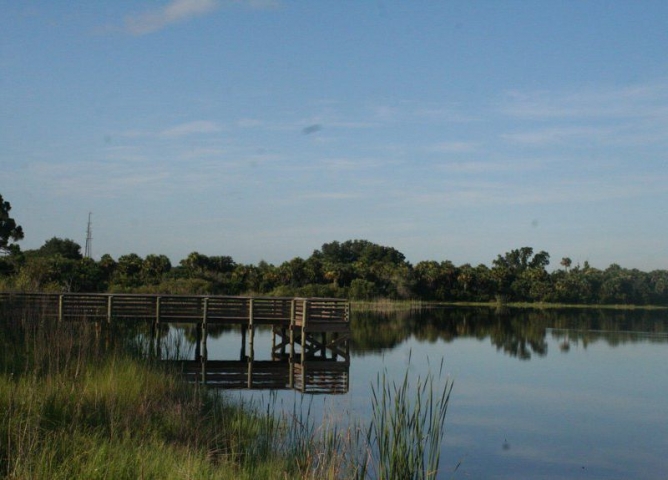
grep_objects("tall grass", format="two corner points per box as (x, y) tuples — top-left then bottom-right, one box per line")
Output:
(365, 357), (453, 480)
(1, 307), (454, 479)
(0, 311), (290, 479)
(352, 299), (426, 313)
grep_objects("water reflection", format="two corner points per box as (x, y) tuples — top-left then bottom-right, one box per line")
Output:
(162, 323), (350, 394)
(350, 307), (668, 359)
(161, 307), (668, 479)
(157, 307), (668, 395)
(170, 358), (349, 394)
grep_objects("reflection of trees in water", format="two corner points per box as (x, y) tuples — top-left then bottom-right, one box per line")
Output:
(412, 308), (548, 360)
(350, 310), (415, 354)
(350, 307), (668, 359)
(171, 323), (242, 344)
(541, 309), (668, 349)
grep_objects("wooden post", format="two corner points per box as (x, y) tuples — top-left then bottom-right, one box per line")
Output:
(155, 296), (161, 326)
(248, 298), (255, 361)
(58, 294), (64, 322)
(289, 299), (295, 360)
(201, 297), (208, 370)
(106, 295), (113, 324)
(301, 299), (308, 364)
(247, 357), (253, 389)
(201, 325), (208, 363)
(154, 297), (161, 359)
(289, 299), (295, 388)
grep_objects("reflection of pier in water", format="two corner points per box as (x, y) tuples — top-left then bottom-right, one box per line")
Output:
(173, 359), (349, 394)
(0, 293), (351, 394)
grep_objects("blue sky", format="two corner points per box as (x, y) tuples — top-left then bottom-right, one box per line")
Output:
(2, 1), (668, 270)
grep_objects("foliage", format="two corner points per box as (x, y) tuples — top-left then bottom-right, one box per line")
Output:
(3, 226), (668, 305)
(33, 237), (83, 260)
(0, 194), (24, 255)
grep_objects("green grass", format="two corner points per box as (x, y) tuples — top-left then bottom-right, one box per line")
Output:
(351, 299), (427, 312)
(1, 355), (252, 479)
(0, 311), (453, 479)
(365, 357), (453, 480)
(352, 299), (668, 311)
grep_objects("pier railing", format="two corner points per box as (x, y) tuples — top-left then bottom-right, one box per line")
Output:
(0, 292), (349, 327)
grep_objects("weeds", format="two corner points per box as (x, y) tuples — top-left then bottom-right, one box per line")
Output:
(365, 356), (453, 480)
(1, 308), (454, 479)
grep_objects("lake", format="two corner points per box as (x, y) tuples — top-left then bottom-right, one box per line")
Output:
(194, 306), (668, 479)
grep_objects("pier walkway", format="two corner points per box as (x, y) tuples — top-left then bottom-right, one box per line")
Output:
(0, 292), (351, 393)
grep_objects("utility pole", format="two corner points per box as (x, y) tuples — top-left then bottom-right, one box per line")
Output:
(84, 212), (93, 259)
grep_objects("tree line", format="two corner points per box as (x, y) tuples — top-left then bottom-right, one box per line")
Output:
(1, 195), (667, 305)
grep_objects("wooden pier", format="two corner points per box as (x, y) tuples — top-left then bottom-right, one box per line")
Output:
(0, 292), (351, 394)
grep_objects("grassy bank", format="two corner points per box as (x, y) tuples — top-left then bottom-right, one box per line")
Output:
(352, 299), (668, 312)
(0, 314), (345, 479)
(0, 311), (452, 479)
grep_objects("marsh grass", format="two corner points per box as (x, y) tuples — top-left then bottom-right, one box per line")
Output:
(353, 299), (668, 312)
(352, 299), (426, 313)
(1, 308), (454, 479)
(365, 357), (453, 480)
(0, 311), (283, 479)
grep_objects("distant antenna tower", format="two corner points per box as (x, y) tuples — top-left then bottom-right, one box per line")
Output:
(84, 212), (93, 259)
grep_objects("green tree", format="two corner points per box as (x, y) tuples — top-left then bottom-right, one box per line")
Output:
(414, 261), (458, 300)
(0, 194), (24, 255)
(98, 254), (117, 284)
(14, 256), (60, 291)
(35, 237), (83, 260)
(560, 257), (572, 271)
(179, 251), (210, 277)
(111, 253), (144, 289)
(491, 247), (551, 302)
(141, 254), (172, 285)
(207, 255), (236, 274)
(314, 239), (411, 297)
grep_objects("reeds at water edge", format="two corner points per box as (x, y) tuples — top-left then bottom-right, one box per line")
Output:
(364, 356), (453, 480)
(1, 308), (455, 479)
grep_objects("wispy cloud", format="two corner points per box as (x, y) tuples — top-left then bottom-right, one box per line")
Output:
(412, 106), (480, 123)
(159, 120), (224, 137)
(500, 81), (668, 119)
(498, 80), (668, 148)
(438, 160), (533, 174)
(320, 157), (385, 171)
(296, 191), (362, 201)
(407, 175), (663, 209)
(372, 105), (400, 122)
(426, 141), (478, 153)
(243, 0), (281, 9)
(27, 160), (172, 198)
(236, 118), (264, 128)
(500, 125), (615, 146)
(125, 0), (220, 35)
(124, 0), (280, 35)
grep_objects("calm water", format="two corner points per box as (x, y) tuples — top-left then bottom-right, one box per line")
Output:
(197, 307), (668, 479)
